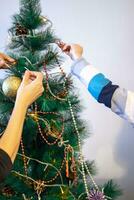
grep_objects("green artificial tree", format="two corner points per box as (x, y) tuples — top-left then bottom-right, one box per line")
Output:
(0, 0), (122, 199)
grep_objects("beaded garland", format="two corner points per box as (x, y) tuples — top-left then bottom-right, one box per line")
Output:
(0, 51), (110, 199)
(55, 57), (108, 200)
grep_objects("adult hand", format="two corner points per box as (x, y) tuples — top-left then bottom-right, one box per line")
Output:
(16, 70), (44, 108)
(0, 53), (15, 69)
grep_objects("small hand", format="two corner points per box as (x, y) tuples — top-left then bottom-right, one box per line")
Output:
(0, 53), (16, 69)
(57, 42), (83, 60)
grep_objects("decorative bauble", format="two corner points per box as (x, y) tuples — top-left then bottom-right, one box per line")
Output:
(40, 16), (48, 23)
(40, 16), (52, 28)
(89, 189), (106, 200)
(2, 76), (22, 98)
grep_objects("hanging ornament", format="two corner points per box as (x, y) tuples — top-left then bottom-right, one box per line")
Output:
(40, 16), (48, 23)
(47, 119), (61, 138)
(40, 16), (52, 28)
(15, 23), (28, 36)
(28, 106), (64, 146)
(2, 76), (21, 98)
(48, 125), (60, 138)
(89, 189), (106, 200)
(70, 157), (77, 184)
(65, 145), (77, 182)
(65, 146), (71, 178)
(57, 90), (67, 98)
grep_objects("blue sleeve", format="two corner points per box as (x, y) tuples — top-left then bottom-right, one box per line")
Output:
(71, 58), (134, 126)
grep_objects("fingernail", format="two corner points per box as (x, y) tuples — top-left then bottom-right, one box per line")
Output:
(10, 58), (15, 62)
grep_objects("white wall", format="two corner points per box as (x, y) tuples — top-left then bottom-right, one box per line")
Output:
(1, 0), (134, 199)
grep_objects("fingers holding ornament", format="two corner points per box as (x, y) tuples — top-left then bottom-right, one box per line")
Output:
(0, 52), (16, 69)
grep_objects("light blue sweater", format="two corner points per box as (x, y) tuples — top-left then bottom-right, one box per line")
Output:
(71, 58), (134, 126)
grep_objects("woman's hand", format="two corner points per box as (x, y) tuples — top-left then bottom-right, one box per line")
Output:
(16, 70), (44, 108)
(0, 70), (44, 164)
(0, 53), (15, 69)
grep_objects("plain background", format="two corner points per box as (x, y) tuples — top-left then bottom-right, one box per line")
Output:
(0, 0), (134, 199)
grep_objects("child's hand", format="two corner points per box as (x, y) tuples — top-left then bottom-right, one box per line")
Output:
(57, 42), (83, 60)
(0, 53), (15, 69)
(69, 44), (83, 60)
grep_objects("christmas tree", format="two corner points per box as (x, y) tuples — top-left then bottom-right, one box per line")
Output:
(0, 0), (122, 199)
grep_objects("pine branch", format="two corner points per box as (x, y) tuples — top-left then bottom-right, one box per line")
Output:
(19, 0), (41, 29)
(103, 180), (123, 199)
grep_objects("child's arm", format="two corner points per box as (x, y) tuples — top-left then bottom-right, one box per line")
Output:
(71, 57), (134, 125)
(58, 43), (134, 125)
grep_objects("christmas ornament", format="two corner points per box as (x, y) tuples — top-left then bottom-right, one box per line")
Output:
(25, 104), (66, 185)
(28, 104), (64, 146)
(40, 16), (52, 28)
(89, 189), (106, 200)
(48, 120), (61, 138)
(15, 23), (28, 36)
(64, 145), (77, 182)
(40, 16), (48, 23)
(2, 76), (21, 98)
(57, 90), (67, 98)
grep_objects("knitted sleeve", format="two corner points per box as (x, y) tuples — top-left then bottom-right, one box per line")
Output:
(71, 58), (134, 125)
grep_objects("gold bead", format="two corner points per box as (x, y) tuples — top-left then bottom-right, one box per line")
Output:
(28, 113), (38, 121)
